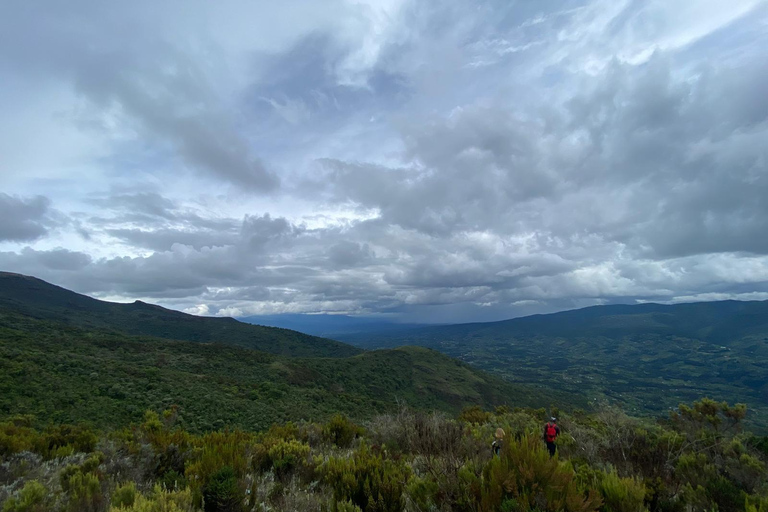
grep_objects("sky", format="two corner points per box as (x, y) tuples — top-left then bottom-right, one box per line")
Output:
(1, 0), (767, 324)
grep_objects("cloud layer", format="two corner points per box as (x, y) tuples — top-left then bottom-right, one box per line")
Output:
(1, 0), (767, 323)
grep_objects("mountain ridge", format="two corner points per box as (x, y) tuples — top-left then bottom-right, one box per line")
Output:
(0, 272), (580, 431)
(337, 298), (768, 429)
(0, 271), (359, 358)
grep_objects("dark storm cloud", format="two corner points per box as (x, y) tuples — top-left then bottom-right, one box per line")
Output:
(0, 194), (55, 242)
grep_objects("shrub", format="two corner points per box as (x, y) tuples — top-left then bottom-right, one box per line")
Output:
(598, 470), (647, 512)
(109, 485), (194, 512)
(64, 471), (103, 512)
(2, 480), (49, 512)
(202, 466), (241, 512)
(745, 495), (768, 512)
(112, 482), (138, 508)
(185, 430), (252, 507)
(333, 500), (363, 512)
(321, 442), (410, 512)
(480, 435), (601, 512)
(268, 439), (311, 480)
(323, 415), (363, 448)
(459, 406), (492, 425)
(60, 453), (105, 512)
(36, 424), (98, 458)
(406, 475), (440, 511)
(0, 416), (37, 457)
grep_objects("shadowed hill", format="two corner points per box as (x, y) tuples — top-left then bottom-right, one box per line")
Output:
(0, 271), (359, 358)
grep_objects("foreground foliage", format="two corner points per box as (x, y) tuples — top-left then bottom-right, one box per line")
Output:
(2, 400), (767, 511)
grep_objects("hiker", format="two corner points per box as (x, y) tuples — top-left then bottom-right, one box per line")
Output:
(543, 417), (560, 457)
(492, 428), (505, 457)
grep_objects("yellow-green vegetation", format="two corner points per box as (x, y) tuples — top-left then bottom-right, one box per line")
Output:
(1, 400), (767, 512)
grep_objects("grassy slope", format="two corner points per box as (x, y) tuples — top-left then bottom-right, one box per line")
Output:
(339, 301), (768, 428)
(0, 309), (581, 432)
(0, 272), (359, 358)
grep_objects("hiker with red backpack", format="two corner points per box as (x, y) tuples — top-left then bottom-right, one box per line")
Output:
(543, 417), (560, 457)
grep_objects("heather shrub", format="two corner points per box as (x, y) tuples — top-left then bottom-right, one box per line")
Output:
(185, 430), (251, 507)
(63, 470), (103, 512)
(597, 470), (647, 512)
(479, 435), (601, 512)
(109, 485), (194, 512)
(2, 480), (49, 512)
(37, 424), (98, 458)
(333, 500), (363, 512)
(112, 482), (138, 508)
(254, 436), (310, 471)
(60, 453), (105, 512)
(746, 495), (768, 512)
(321, 442), (410, 512)
(459, 406), (492, 425)
(202, 466), (241, 512)
(268, 439), (311, 479)
(405, 475), (440, 511)
(0, 416), (38, 457)
(323, 414), (364, 448)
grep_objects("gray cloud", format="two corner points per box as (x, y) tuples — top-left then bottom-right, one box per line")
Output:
(0, 2), (279, 192)
(1, 0), (767, 323)
(0, 194), (54, 242)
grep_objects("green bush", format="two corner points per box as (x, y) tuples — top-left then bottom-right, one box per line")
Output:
(333, 500), (363, 512)
(112, 482), (138, 508)
(745, 495), (768, 512)
(480, 435), (601, 512)
(323, 414), (363, 448)
(59, 452), (105, 512)
(269, 439), (311, 479)
(322, 442), (410, 512)
(185, 430), (251, 507)
(2, 480), (49, 512)
(109, 485), (194, 512)
(64, 471), (103, 512)
(37, 424), (98, 458)
(406, 475), (440, 511)
(459, 406), (492, 425)
(253, 436), (311, 477)
(598, 470), (647, 512)
(201, 465), (241, 512)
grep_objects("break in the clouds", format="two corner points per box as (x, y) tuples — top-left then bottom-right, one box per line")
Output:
(1, 0), (767, 323)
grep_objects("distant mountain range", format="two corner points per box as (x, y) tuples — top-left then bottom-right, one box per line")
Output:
(239, 313), (429, 338)
(336, 300), (768, 429)
(0, 272), (574, 431)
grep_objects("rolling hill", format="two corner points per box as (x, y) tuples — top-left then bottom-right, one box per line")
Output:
(0, 273), (579, 431)
(337, 300), (768, 429)
(0, 271), (358, 358)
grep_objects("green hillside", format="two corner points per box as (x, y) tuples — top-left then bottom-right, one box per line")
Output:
(339, 301), (768, 430)
(0, 308), (578, 432)
(0, 272), (358, 358)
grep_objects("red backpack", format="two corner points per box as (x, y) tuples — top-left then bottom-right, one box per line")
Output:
(545, 423), (557, 443)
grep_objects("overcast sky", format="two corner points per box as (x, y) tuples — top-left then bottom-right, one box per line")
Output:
(1, 0), (767, 323)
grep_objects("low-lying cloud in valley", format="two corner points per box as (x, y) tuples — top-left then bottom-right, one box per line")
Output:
(1, 0), (767, 323)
